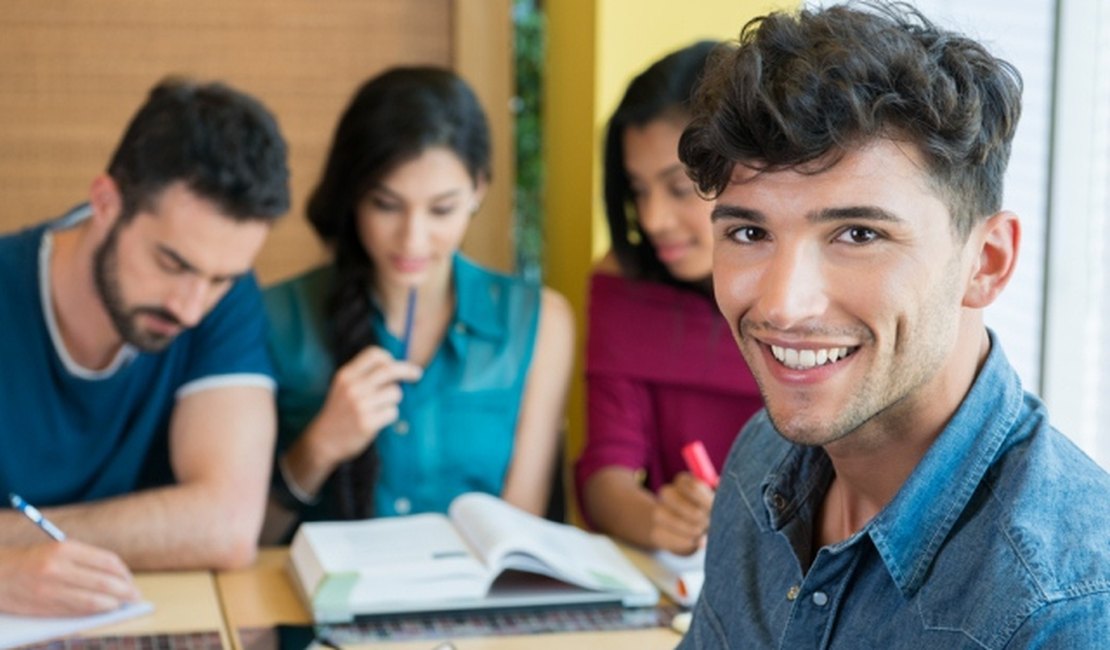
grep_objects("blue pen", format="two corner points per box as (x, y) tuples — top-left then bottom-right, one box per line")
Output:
(9, 493), (67, 541)
(399, 287), (417, 361)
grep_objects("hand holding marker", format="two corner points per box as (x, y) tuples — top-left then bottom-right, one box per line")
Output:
(681, 441), (719, 489)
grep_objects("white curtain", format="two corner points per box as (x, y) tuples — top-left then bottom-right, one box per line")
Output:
(1044, 0), (1110, 470)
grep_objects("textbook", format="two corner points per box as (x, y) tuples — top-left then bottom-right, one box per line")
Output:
(288, 492), (659, 623)
(625, 546), (705, 608)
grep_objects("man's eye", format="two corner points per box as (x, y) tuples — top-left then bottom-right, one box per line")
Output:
(729, 226), (767, 243)
(158, 255), (186, 274)
(839, 227), (879, 244)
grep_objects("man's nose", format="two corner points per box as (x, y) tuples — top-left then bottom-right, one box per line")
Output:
(757, 242), (829, 329)
(168, 276), (209, 327)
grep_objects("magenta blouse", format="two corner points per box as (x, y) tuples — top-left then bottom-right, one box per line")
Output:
(575, 273), (763, 517)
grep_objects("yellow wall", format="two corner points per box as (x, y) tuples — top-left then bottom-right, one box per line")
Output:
(543, 0), (797, 516)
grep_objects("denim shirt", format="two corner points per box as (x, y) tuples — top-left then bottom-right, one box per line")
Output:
(682, 334), (1110, 649)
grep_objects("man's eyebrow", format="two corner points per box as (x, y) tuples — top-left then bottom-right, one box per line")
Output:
(711, 204), (764, 223)
(812, 206), (905, 224)
(156, 244), (245, 283)
(710, 204), (906, 224)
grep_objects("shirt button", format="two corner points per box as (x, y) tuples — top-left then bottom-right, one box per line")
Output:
(394, 420), (410, 436)
(786, 585), (800, 601)
(812, 591), (829, 607)
(394, 497), (411, 515)
(771, 492), (787, 510)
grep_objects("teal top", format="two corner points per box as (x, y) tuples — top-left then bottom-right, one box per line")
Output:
(263, 254), (541, 520)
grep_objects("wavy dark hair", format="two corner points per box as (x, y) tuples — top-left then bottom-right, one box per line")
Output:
(306, 67), (491, 518)
(678, 2), (1022, 239)
(604, 41), (717, 290)
(108, 78), (290, 223)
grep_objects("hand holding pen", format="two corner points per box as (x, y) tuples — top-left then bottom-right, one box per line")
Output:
(286, 289), (423, 498)
(1, 493), (138, 616)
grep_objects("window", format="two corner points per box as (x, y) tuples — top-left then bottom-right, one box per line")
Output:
(1043, 0), (1110, 469)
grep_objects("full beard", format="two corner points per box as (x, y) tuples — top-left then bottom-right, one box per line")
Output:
(92, 225), (179, 353)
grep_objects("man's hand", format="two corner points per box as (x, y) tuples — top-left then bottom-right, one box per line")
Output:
(649, 471), (715, 555)
(0, 541), (139, 616)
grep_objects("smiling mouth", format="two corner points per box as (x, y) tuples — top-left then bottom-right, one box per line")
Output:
(770, 344), (859, 370)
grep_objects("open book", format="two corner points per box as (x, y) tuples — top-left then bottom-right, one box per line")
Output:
(288, 492), (658, 623)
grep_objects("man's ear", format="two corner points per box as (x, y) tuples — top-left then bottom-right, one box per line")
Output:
(963, 211), (1021, 309)
(88, 174), (123, 230)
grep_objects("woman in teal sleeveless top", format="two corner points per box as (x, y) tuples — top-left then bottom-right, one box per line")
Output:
(260, 68), (574, 540)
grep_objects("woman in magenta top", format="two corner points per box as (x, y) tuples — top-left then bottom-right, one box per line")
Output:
(575, 42), (762, 555)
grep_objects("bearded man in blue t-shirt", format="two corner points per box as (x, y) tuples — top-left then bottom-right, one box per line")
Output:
(0, 79), (290, 616)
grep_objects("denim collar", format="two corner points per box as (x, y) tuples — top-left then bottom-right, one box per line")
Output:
(756, 330), (1025, 597)
(869, 331), (1024, 596)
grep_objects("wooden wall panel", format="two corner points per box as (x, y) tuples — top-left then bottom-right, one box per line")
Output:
(0, 0), (513, 283)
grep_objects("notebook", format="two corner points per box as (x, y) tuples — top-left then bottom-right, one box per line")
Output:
(625, 546), (705, 608)
(0, 600), (154, 649)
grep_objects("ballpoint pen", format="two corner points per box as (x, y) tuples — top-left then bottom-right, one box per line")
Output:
(9, 492), (67, 541)
(400, 286), (417, 361)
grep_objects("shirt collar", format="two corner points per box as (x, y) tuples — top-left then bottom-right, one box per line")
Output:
(867, 330), (1024, 597)
(40, 204), (139, 378)
(447, 253), (506, 347)
(755, 331), (1025, 597)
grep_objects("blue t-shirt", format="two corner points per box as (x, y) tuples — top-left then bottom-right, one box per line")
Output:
(264, 254), (541, 519)
(683, 332), (1110, 648)
(0, 208), (275, 506)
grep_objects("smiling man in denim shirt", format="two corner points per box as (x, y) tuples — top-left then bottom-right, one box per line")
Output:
(676, 2), (1110, 647)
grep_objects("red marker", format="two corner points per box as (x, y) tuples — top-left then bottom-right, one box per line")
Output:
(682, 440), (719, 489)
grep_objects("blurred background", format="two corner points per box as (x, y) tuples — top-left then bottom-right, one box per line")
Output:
(1, 0), (1105, 480)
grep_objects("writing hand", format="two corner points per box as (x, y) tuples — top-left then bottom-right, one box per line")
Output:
(0, 541), (139, 616)
(649, 471), (714, 555)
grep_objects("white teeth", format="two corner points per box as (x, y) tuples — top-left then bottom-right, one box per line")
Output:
(770, 345), (853, 369)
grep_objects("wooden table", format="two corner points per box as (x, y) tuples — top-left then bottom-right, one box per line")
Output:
(216, 548), (682, 650)
(85, 570), (231, 647)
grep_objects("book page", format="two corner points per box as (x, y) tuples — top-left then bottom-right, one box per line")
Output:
(0, 600), (154, 648)
(449, 493), (656, 597)
(303, 514), (484, 580)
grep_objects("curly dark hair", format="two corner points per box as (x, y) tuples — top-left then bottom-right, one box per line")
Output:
(678, 1), (1022, 238)
(107, 78), (290, 223)
(306, 66), (491, 519)
(603, 41), (718, 289)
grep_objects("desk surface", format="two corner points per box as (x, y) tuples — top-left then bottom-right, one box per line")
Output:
(216, 548), (682, 650)
(83, 570), (230, 647)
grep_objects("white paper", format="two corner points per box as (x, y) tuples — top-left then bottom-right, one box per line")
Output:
(0, 600), (154, 649)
